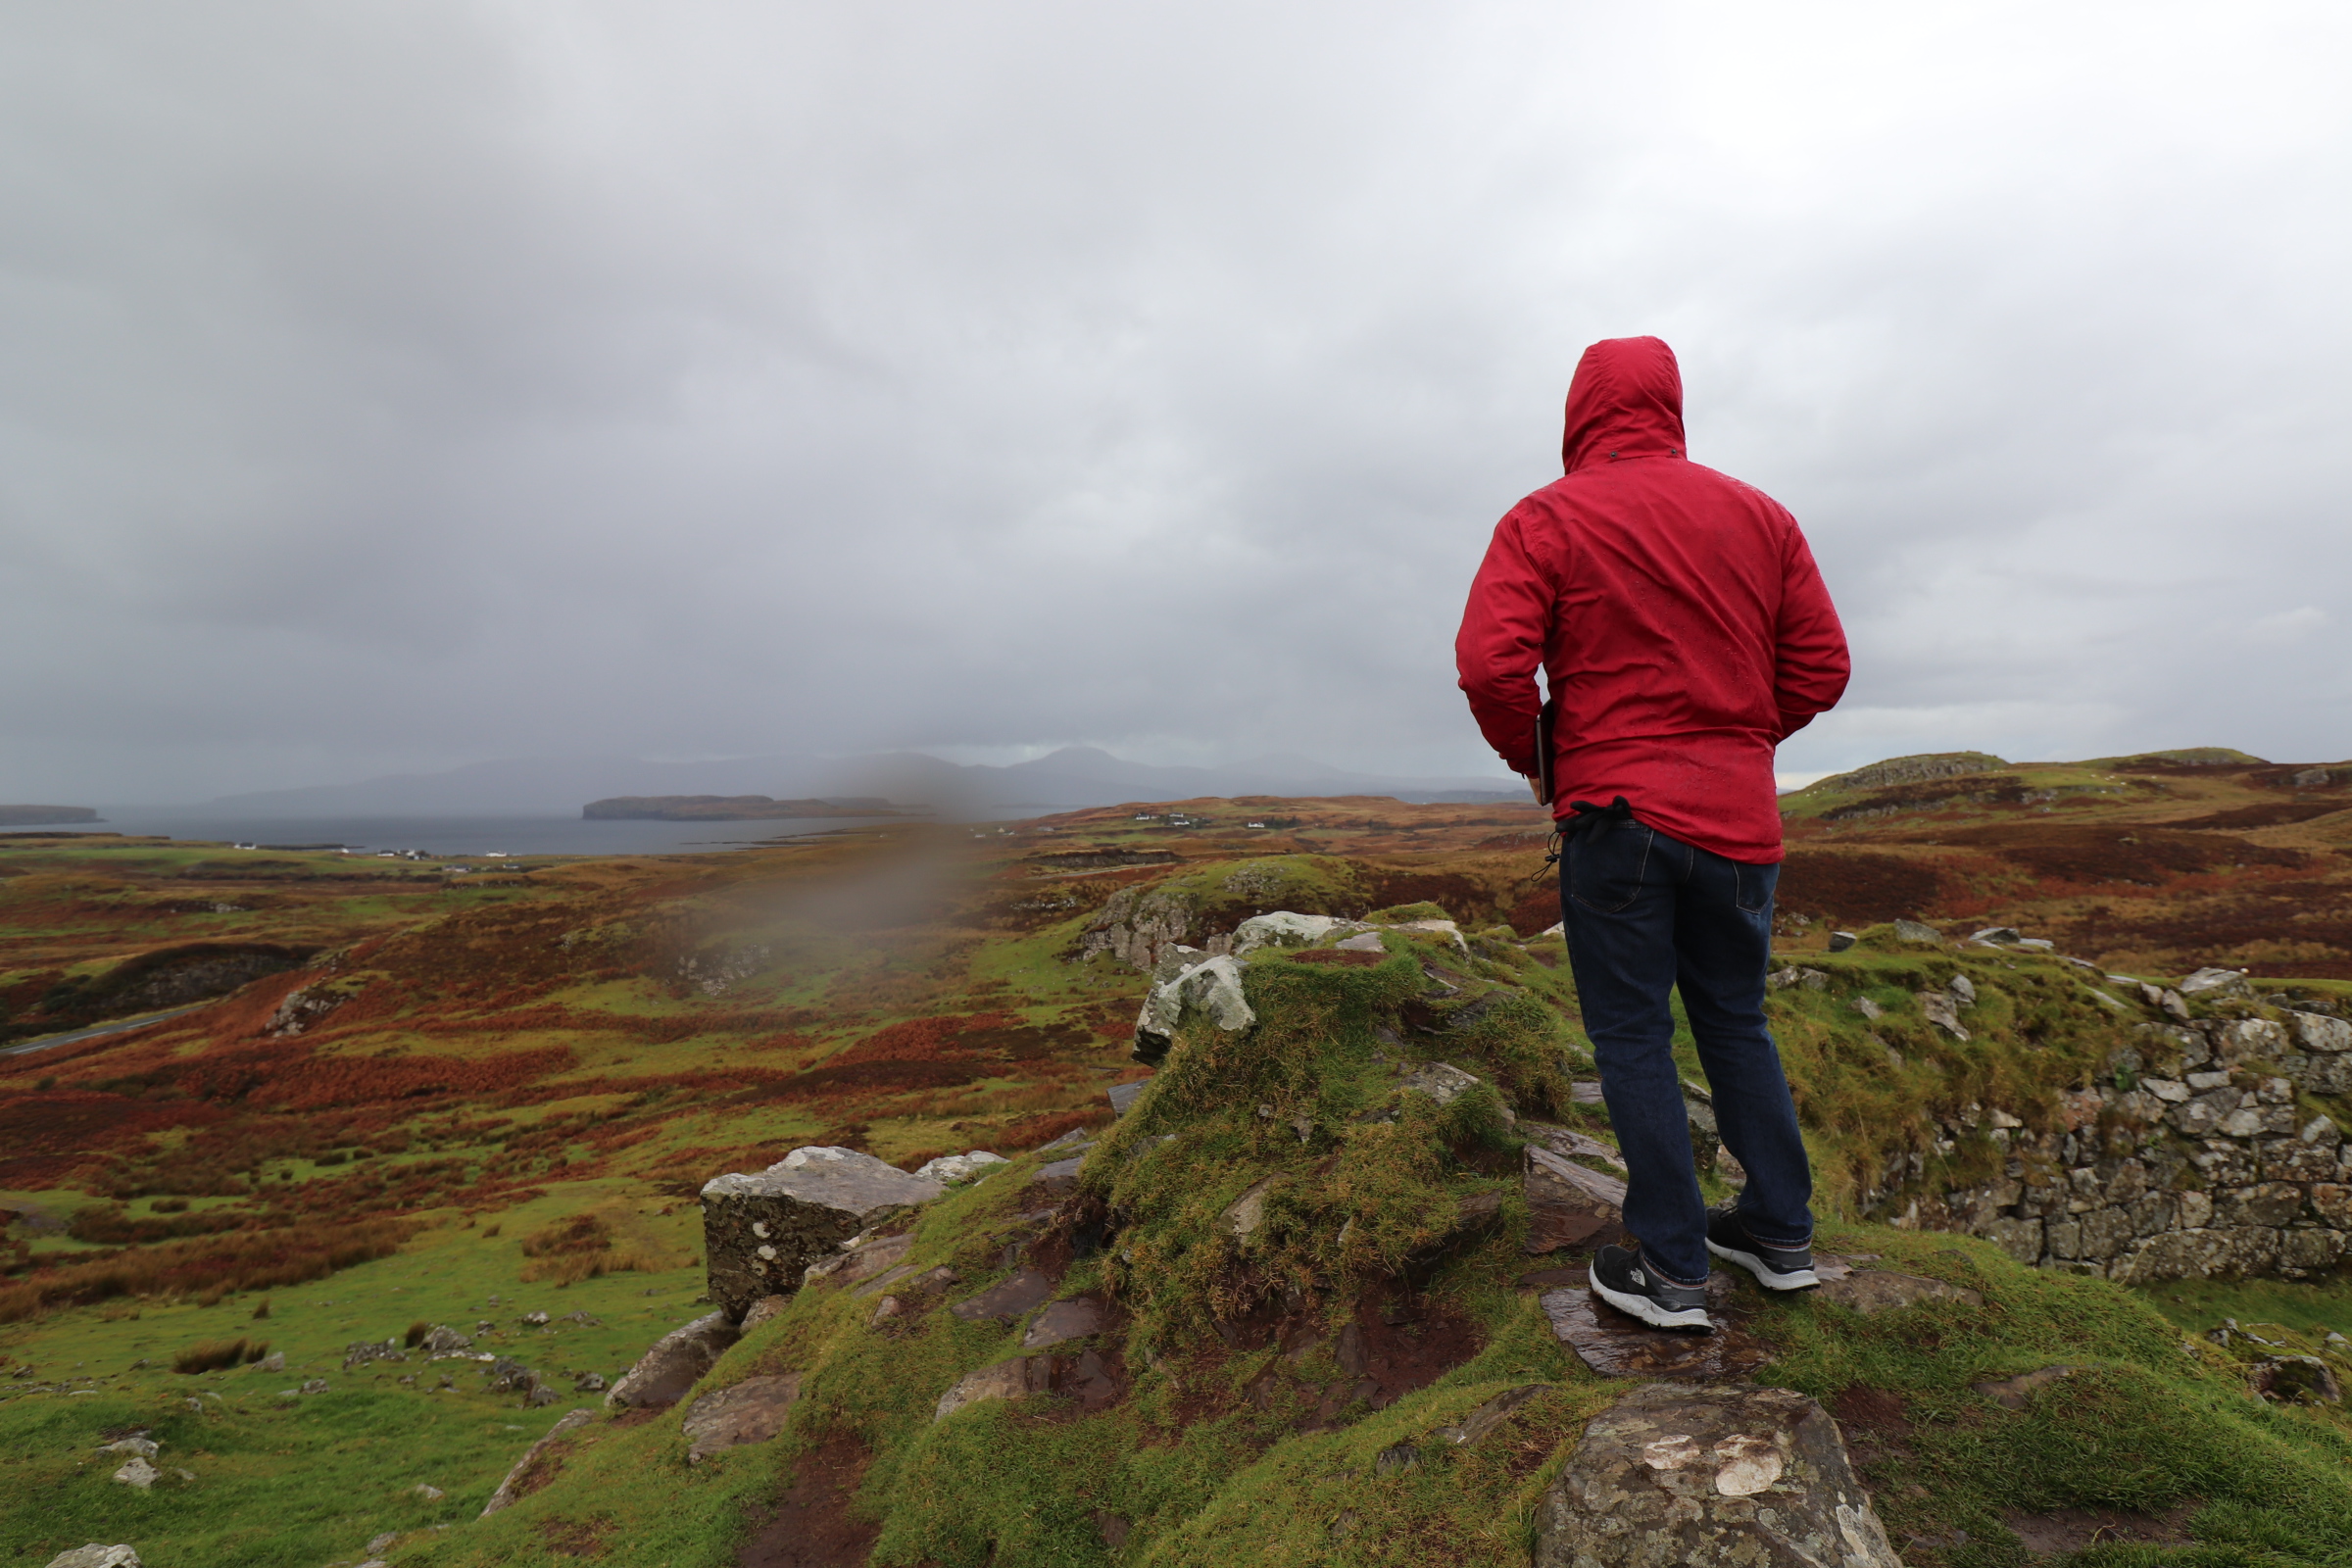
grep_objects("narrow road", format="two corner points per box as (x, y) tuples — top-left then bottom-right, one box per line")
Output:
(0, 1004), (209, 1057)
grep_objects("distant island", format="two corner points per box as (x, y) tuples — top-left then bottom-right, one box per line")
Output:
(0, 805), (101, 826)
(580, 794), (919, 820)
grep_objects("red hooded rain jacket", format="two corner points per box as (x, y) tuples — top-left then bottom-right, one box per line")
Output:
(1455, 336), (1848, 863)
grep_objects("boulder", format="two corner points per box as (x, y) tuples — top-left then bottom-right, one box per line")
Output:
(702, 1147), (944, 1318)
(1132, 954), (1255, 1065)
(44, 1549), (140, 1568)
(681, 1373), (803, 1463)
(911, 1151), (1007, 1184)
(1231, 911), (1348, 954)
(1765, 966), (1829, 992)
(1815, 1270), (1984, 1314)
(1524, 1146), (1630, 1253)
(97, 1437), (158, 1459)
(1826, 931), (1856, 953)
(1971, 926), (2023, 943)
(2251, 1354), (2343, 1403)
(605, 1312), (740, 1409)
(2180, 966), (2252, 1002)
(110, 1457), (158, 1490)
(1891, 919), (1942, 944)
(1531, 1383), (1902, 1567)
(480, 1407), (597, 1516)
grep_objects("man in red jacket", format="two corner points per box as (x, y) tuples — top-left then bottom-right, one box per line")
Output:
(1456, 335), (1849, 1330)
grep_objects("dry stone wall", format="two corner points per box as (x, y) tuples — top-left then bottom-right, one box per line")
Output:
(1869, 999), (2352, 1282)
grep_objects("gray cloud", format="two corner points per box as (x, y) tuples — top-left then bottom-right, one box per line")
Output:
(4, 2), (2349, 803)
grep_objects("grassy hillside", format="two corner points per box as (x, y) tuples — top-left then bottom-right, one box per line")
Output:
(4, 763), (2352, 1566)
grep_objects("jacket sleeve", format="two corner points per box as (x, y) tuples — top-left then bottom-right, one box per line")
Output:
(1770, 523), (1849, 741)
(1455, 507), (1553, 775)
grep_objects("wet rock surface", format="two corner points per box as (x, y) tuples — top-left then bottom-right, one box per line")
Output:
(1538, 1276), (1774, 1381)
(1532, 1383), (1903, 1567)
(703, 1147), (944, 1318)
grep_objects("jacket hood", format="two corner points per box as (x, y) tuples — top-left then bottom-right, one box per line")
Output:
(1561, 336), (1687, 473)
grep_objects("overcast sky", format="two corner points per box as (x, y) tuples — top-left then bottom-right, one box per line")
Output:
(5, 2), (2349, 803)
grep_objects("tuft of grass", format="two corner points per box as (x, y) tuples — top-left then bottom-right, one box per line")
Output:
(250, 1296), (270, 1320)
(405, 1319), (432, 1348)
(172, 1336), (269, 1374)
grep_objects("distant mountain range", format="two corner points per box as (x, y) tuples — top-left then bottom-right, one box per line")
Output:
(166, 748), (1524, 817)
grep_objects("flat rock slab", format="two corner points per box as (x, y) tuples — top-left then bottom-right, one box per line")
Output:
(1022, 1297), (1105, 1351)
(702, 1148), (943, 1319)
(681, 1373), (802, 1464)
(1524, 1146), (1631, 1254)
(953, 1268), (1056, 1324)
(1539, 1278), (1771, 1381)
(44, 1549), (141, 1568)
(1816, 1269), (1984, 1314)
(606, 1312), (740, 1409)
(1532, 1383), (1903, 1567)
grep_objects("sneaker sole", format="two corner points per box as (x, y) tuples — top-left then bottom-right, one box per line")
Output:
(1706, 1238), (1820, 1291)
(1590, 1278), (1713, 1331)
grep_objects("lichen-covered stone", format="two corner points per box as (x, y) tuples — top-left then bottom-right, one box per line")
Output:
(702, 1147), (944, 1319)
(1531, 1383), (1902, 1567)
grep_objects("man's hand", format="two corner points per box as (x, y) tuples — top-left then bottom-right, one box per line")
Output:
(1529, 774), (1549, 807)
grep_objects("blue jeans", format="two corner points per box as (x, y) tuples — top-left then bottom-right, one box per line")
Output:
(1558, 812), (1814, 1286)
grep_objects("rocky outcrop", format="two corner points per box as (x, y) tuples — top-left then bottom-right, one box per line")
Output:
(605, 1313), (739, 1409)
(681, 1373), (802, 1463)
(702, 1147), (944, 1318)
(1532, 1383), (1903, 1567)
(1524, 1146), (1629, 1253)
(1131, 954), (1255, 1065)
(934, 1351), (1121, 1421)
(481, 1407), (597, 1515)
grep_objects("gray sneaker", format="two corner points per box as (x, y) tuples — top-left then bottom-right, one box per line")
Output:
(1705, 1209), (1821, 1290)
(1589, 1244), (1712, 1331)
